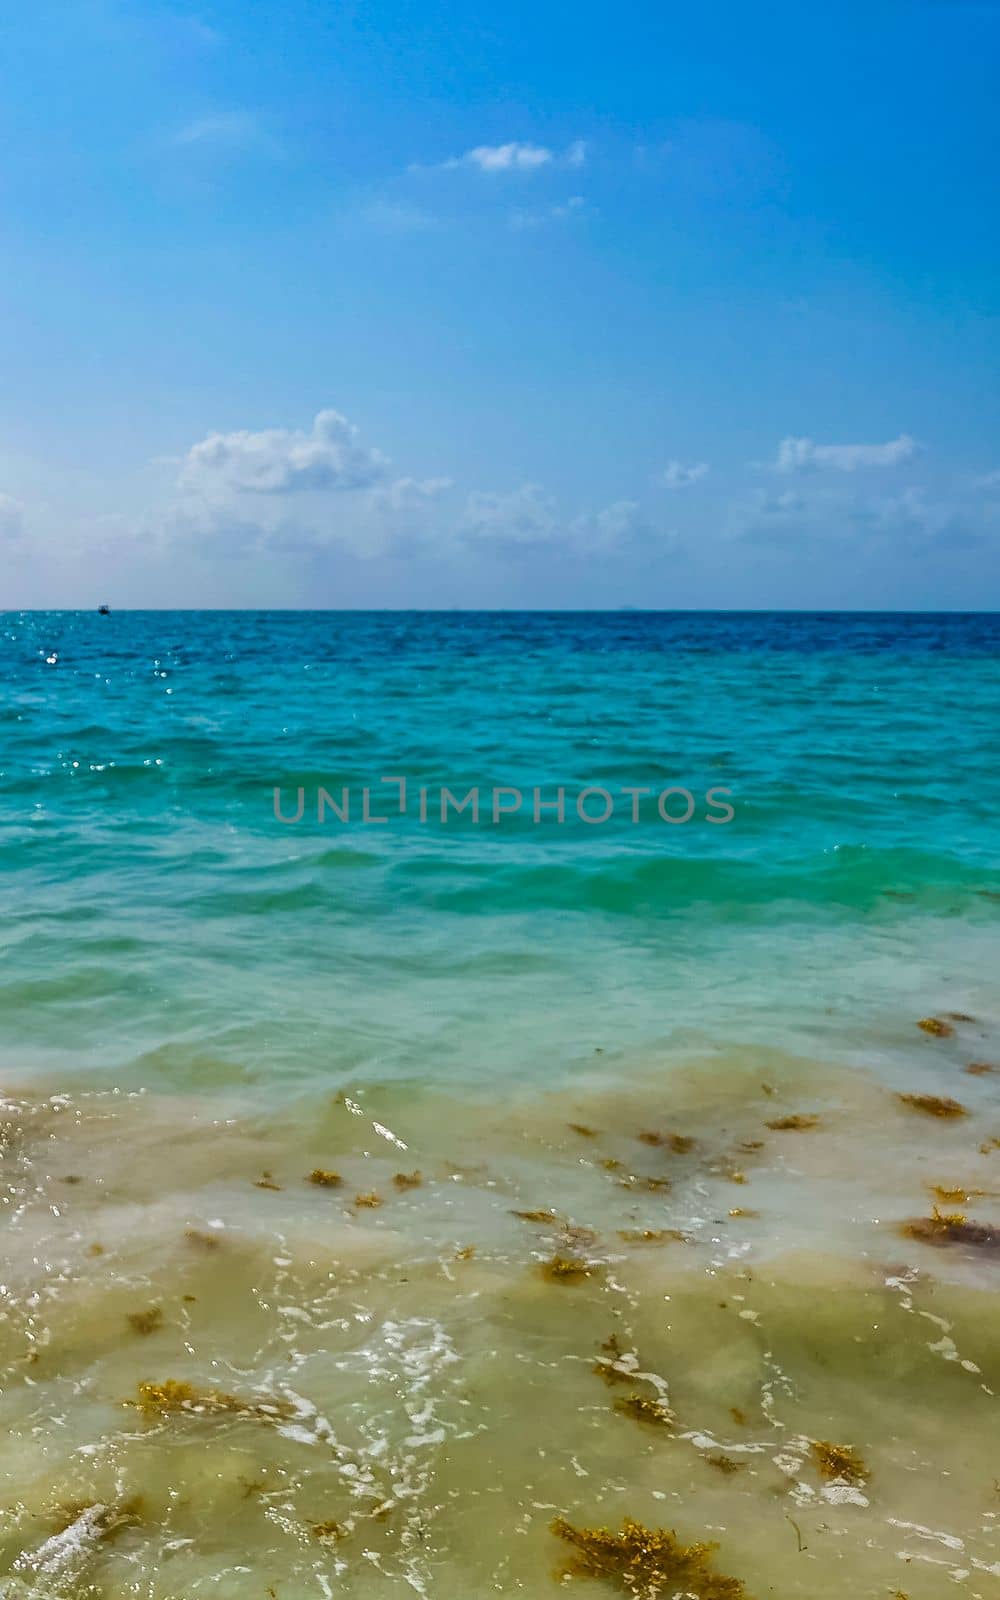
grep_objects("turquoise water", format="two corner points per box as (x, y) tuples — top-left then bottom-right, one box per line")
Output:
(2, 611), (999, 1599)
(2, 610), (998, 1093)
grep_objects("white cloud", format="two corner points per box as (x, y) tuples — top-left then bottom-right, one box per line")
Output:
(418, 139), (587, 175)
(0, 493), (24, 540)
(369, 476), (453, 511)
(460, 484), (558, 545)
(463, 142), (553, 172)
(774, 433), (917, 472)
(180, 409), (390, 496)
(460, 486), (664, 553)
(660, 459), (709, 489)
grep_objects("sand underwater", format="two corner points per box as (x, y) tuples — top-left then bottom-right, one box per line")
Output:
(1, 610), (999, 1597)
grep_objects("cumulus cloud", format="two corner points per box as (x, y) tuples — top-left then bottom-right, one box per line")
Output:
(0, 493), (24, 540)
(774, 433), (917, 472)
(368, 476), (454, 512)
(180, 409), (390, 496)
(660, 459), (709, 489)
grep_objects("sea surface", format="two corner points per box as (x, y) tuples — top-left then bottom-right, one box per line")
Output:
(0, 610), (998, 1599)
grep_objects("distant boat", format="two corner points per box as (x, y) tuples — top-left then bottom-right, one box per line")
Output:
(98, 604), (110, 615)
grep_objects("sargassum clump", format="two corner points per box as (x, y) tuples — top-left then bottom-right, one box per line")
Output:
(550, 1516), (748, 1599)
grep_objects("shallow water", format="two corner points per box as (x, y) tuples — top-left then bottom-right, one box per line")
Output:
(1, 611), (998, 1596)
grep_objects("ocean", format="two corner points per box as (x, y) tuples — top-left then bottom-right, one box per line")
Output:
(1, 609), (998, 1598)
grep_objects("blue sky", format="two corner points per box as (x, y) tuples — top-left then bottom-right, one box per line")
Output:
(2, 0), (998, 607)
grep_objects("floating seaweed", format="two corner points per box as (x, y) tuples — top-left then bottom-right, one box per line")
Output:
(617, 1228), (686, 1244)
(513, 1208), (561, 1224)
(310, 1520), (346, 1543)
(255, 1171), (282, 1191)
(897, 1093), (967, 1119)
(810, 1440), (869, 1485)
(132, 1379), (296, 1423)
(393, 1170), (423, 1190)
(738, 1140), (764, 1153)
(947, 1012), (976, 1023)
(929, 1184), (991, 1204)
(454, 1245), (476, 1260)
(593, 1334), (637, 1386)
(637, 1130), (665, 1147)
(668, 1134), (695, 1154)
(729, 1407), (747, 1427)
(353, 1191), (383, 1208)
(728, 1208), (759, 1219)
(707, 1454), (743, 1475)
(617, 1175), (671, 1193)
(601, 1157), (623, 1171)
(765, 1114), (819, 1131)
(614, 1393), (674, 1428)
(982, 1138), (1000, 1154)
(539, 1254), (599, 1284)
(126, 1307), (164, 1337)
(308, 1169), (343, 1188)
(917, 1017), (954, 1038)
(550, 1516), (748, 1599)
(569, 1123), (598, 1137)
(967, 1062), (997, 1076)
(901, 1207), (1000, 1252)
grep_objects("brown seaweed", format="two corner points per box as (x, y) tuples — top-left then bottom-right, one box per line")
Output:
(617, 1175), (671, 1193)
(308, 1169), (343, 1188)
(765, 1114), (819, 1131)
(901, 1207), (1000, 1252)
(550, 1516), (748, 1599)
(393, 1170), (423, 1189)
(614, 1393), (675, 1428)
(809, 1440), (869, 1485)
(539, 1254), (599, 1284)
(132, 1379), (295, 1422)
(917, 1017), (954, 1038)
(707, 1454), (743, 1475)
(897, 1093), (967, 1119)
(512, 1208), (561, 1224)
(967, 1062), (997, 1076)
(569, 1123), (598, 1137)
(255, 1171), (282, 1191)
(127, 1307), (164, 1337)
(310, 1520), (346, 1543)
(353, 1191), (383, 1208)
(185, 1228), (222, 1250)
